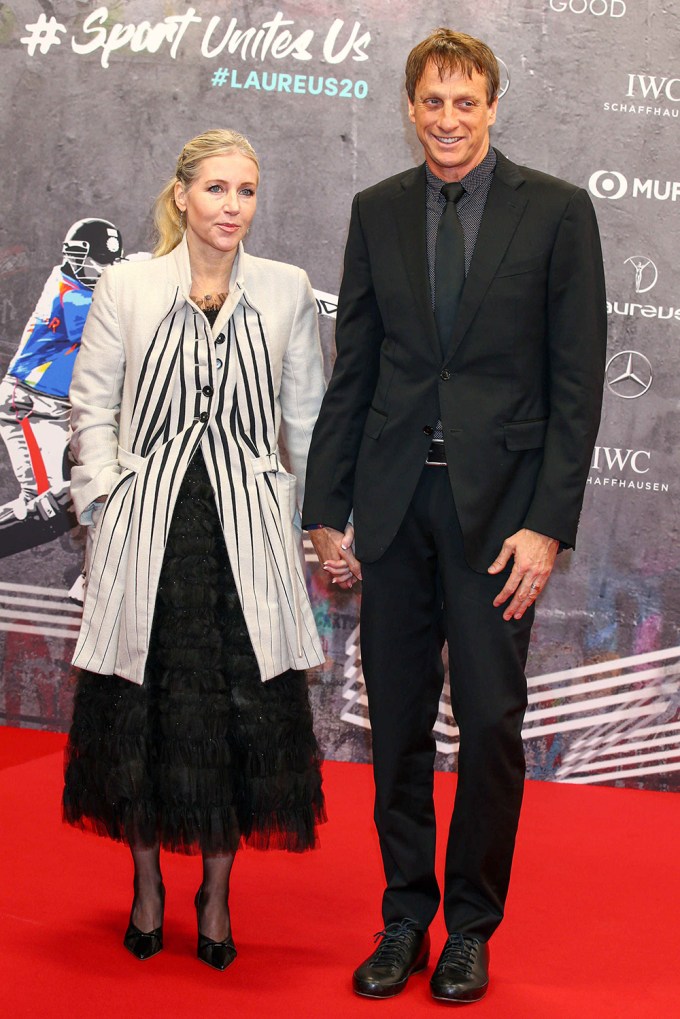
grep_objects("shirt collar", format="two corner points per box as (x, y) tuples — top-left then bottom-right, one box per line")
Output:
(425, 145), (497, 197)
(169, 235), (247, 300)
(230, 243), (246, 292)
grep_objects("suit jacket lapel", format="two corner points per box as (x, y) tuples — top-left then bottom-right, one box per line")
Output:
(392, 165), (441, 362)
(443, 150), (528, 364)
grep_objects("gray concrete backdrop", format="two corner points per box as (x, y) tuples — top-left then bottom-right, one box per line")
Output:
(1, 0), (678, 789)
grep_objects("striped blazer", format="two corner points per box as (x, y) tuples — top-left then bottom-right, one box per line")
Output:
(69, 237), (326, 684)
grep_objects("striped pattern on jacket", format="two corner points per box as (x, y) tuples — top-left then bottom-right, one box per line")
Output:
(69, 238), (326, 684)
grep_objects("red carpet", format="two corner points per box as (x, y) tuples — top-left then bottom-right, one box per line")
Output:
(0, 726), (677, 1018)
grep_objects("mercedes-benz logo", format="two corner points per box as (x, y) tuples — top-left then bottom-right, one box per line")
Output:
(497, 58), (510, 99)
(606, 350), (653, 399)
(624, 255), (658, 294)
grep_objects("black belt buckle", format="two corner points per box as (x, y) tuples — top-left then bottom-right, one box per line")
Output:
(425, 440), (447, 465)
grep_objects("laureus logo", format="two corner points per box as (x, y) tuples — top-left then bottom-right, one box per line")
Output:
(623, 255), (658, 294)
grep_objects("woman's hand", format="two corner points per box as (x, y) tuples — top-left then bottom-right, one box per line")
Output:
(308, 524), (362, 589)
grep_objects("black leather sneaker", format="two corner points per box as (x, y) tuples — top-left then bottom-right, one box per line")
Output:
(353, 918), (430, 998)
(430, 933), (489, 1003)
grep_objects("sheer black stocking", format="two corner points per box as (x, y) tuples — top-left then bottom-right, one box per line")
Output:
(197, 851), (236, 941)
(129, 842), (164, 932)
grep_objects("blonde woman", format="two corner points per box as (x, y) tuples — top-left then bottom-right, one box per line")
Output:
(63, 130), (342, 969)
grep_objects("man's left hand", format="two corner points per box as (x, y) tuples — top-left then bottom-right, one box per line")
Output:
(488, 528), (559, 621)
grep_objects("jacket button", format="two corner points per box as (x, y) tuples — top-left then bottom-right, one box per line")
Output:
(423, 425), (434, 436)
(216, 333), (225, 344)
(440, 369), (451, 381)
(199, 411), (209, 423)
(216, 358), (223, 369)
(202, 385), (213, 397)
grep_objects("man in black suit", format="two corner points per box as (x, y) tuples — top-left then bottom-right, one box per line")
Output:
(303, 29), (606, 1004)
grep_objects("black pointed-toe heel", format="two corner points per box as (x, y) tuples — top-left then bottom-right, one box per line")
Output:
(195, 887), (237, 971)
(123, 884), (165, 961)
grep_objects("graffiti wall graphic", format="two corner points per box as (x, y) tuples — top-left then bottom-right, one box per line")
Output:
(0, 219), (123, 578)
(1, 0), (679, 791)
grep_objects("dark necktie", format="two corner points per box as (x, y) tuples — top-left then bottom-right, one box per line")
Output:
(434, 182), (465, 353)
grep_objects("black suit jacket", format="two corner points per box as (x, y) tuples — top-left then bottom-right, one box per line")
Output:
(303, 149), (607, 572)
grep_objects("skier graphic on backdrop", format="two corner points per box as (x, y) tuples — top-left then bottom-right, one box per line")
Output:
(0, 219), (124, 573)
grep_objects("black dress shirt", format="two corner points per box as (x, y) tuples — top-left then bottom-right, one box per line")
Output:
(426, 146), (497, 307)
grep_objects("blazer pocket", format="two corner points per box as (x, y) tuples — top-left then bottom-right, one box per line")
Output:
(364, 406), (387, 440)
(503, 418), (548, 451)
(495, 253), (547, 278)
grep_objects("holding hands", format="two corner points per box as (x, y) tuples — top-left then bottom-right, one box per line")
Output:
(307, 524), (362, 589)
(309, 523), (559, 610)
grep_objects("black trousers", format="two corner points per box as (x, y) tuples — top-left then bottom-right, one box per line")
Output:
(360, 467), (533, 940)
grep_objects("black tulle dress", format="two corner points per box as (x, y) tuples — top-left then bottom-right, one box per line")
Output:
(63, 306), (325, 855)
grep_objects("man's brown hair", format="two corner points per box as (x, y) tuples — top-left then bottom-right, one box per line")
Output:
(405, 29), (500, 105)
